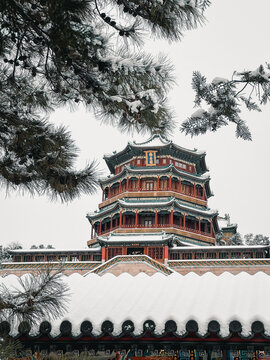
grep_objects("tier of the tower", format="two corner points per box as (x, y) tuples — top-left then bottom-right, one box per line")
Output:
(87, 135), (219, 248)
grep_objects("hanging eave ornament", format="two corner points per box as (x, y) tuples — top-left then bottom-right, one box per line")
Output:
(144, 150), (157, 166)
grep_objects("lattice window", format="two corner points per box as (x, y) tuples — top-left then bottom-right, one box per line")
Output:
(169, 252), (180, 260)
(255, 251), (264, 258)
(182, 253), (192, 260)
(148, 247), (163, 260)
(93, 254), (102, 261)
(107, 247), (123, 259)
(231, 252), (241, 259)
(195, 252), (204, 259)
(219, 252), (229, 259)
(206, 252), (216, 259)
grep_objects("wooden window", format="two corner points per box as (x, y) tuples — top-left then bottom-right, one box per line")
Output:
(47, 255), (56, 261)
(23, 255), (33, 262)
(108, 247), (123, 259)
(231, 252), (241, 259)
(146, 181), (154, 190)
(206, 252), (216, 259)
(195, 252), (204, 259)
(169, 252), (180, 260)
(255, 251), (264, 258)
(144, 219), (153, 227)
(148, 247), (163, 260)
(182, 253), (192, 260)
(219, 252), (229, 259)
(93, 254), (102, 261)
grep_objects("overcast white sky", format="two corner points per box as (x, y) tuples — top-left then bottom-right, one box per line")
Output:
(1, 0), (270, 249)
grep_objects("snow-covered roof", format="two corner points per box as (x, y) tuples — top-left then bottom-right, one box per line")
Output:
(97, 232), (172, 243)
(3, 271), (270, 338)
(132, 134), (171, 147)
(99, 164), (211, 185)
(171, 244), (268, 251)
(87, 197), (217, 220)
(10, 247), (101, 254)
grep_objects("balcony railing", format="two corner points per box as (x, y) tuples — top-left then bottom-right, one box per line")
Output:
(93, 223), (213, 238)
(103, 185), (205, 202)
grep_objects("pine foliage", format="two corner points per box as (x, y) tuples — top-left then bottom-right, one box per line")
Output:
(228, 232), (243, 245)
(0, 269), (69, 323)
(0, 268), (69, 358)
(0, 0), (206, 200)
(181, 65), (270, 140)
(244, 233), (270, 246)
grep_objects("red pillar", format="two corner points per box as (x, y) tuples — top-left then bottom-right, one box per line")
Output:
(119, 180), (122, 194)
(102, 247), (106, 263)
(91, 225), (93, 239)
(178, 179), (181, 193)
(126, 177), (129, 191)
(170, 209), (173, 226)
(169, 176), (172, 191)
(164, 245), (169, 264)
(199, 218), (201, 233)
(155, 211), (158, 227)
(202, 186), (206, 200)
(137, 177), (141, 191)
(110, 216), (112, 231)
(193, 184), (196, 198)
(157, 176), (160, 191)
(135, 211), (138, 227)
(183, 214), (186, 229)
(108, 185), (111, 199)
(210, 222), (213, 237)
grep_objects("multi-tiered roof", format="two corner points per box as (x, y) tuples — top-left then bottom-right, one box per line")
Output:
(87, 134), (219, 263)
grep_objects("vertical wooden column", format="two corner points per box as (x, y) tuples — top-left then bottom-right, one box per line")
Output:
(157, 176), (160, 191)
(178, 178), (181, 193)
(110, 215), (113, 231)
(135, 211), (138, 227)
(119, 180), (122, 194)
(199, 218), (201, 233)
(193, 184), (197, 198)
(183, 214), (186, 230)
(202, 186), (206, 200)
(169, 176), (172, 191)
(164, 245), (169, 264)
(137, 177), (141, 191)
(108, 185), (111, 199)
(102, 189), (104, 201)
(101, 247), (106, 263)
(91, 226), (93, 239)
(155, 211), (158, 227)
(126, 177), (129, 191)
(170, 209), (173, 226)
(210, 222), (213, 237)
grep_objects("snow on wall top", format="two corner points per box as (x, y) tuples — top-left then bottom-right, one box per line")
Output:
(2, 271), (270, 338)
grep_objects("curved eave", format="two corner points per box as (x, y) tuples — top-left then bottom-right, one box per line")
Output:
(99, 164), (210, 187)
(103, 137), (208, 175)
(88, 198), (218, 223)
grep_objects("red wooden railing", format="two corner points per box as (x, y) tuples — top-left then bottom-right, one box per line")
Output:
(93, 223), (212, 238)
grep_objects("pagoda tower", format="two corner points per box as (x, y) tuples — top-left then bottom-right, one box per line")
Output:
(87, 135), (219, 264)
